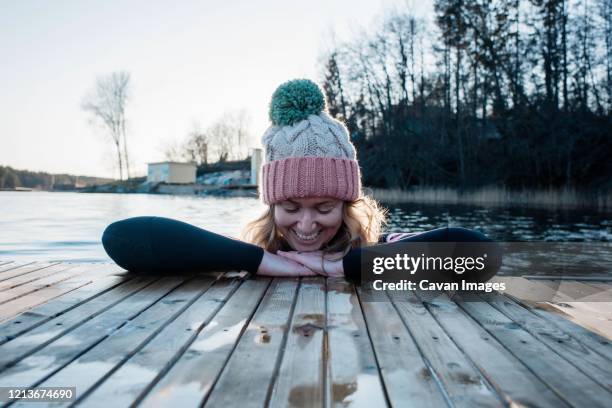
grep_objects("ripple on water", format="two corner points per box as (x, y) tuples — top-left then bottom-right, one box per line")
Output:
(1, 192), (609, 263)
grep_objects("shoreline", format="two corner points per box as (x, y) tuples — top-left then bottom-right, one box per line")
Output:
(3, 185), (610, 211)
(369, 186), (612, 212)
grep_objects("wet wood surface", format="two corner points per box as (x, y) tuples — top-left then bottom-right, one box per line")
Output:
(0, 261), (610, 407)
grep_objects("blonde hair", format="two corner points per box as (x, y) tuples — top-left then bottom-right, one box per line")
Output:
(241, 193), (388, 260)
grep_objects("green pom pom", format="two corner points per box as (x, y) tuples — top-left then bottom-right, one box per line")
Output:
(269, 79), (326, 126)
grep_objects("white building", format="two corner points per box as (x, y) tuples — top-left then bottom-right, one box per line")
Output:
(147, 162), (196, 184)
(250, 148), (262, 185)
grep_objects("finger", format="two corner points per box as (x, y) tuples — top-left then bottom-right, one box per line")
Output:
(298, 266), (317, 276)
(285, 257), (305, 267)
(309, 266), (327, 277)
(280, 252), (305, 263)
(295, 262), (325, 277)
(279, 254), (300, 264)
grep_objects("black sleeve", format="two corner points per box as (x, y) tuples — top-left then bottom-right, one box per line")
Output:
(343, 227), (502, 285)
(101, 216), (264, 274)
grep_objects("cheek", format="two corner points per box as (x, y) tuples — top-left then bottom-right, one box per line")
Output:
(318, 210), (343, 232)
(273, 212), (295, 233)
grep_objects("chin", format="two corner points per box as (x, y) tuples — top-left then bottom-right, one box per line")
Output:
(287, 237), (329, 252)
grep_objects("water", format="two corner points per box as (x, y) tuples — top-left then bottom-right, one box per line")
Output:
(0, 192), (266, 262)
(0, 191), (610, 262)
(385, 203), (611, 242)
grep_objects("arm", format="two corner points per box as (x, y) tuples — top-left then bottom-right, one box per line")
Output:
(343, 227), (502, 285)
(102, 216), (265, 274)
(102, 216), (321, 277)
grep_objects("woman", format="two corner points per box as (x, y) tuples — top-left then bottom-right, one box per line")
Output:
(102, 79), (501, 284)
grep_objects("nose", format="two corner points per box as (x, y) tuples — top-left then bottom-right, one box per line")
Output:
(297, 210), (317, 232)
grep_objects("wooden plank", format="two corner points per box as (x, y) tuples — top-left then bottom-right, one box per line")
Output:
(458, 296), (612, 407)
(0, 273), (135, 345)
(0, 262), (60, 282)
(323, 278), (388, 408)
(0, 262), (23, 273)
(0, 263), (103, 304)
(495, 276), (612, 339)
(493, 276), (559, 302)
(0, 262), (35, 273)
(539, 279), (612, 336)
(484, 291), (612, 391)
(0, 265), (128, 323)
(0, 263), (79, 291)
(0, 277), (185, 389)
(356, 288), (447, 407)
(27, 276), (218, 401)
(75, 276), (240, 407)
(0, 275), (153, 368)
(532, 302), (612, 341)
(571, 282), (612, 302)
(540, 301), (612, 339)
(388, 290), (501, 407)
(498, 277), (611, 306)
(522, 275), (612, 282)
(137, 277), (271, 407)
(537, 280), (611, 302)
(578, 282), (612, 305)
(582, 281), (612, 291)
(514, 299), (612, 361)
(267, 277), (326, 408)
(420, 291), (568, 407)
(204, 278), (299, 408)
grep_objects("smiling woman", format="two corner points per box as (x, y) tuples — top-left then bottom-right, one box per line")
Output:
(101, 79), (502, 284)
(241, 79), (387, 264)
(274, 198), (344, 251)
(243, 194), (385, 256)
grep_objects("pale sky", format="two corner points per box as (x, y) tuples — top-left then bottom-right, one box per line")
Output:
(1, 0), (431, 179)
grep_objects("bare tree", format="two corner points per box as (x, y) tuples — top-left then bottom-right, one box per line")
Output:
(82, 71), (131, 180)
(184, 121), (209, 165)
(162, 138), (188, 162)
(162, 111), (251, 166)
(321, 0), (612, 190)
(599, 0), (612, 110)
(206, 110), (252, 162)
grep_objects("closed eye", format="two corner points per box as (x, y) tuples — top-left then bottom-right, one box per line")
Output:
(317, 203), (339, 213)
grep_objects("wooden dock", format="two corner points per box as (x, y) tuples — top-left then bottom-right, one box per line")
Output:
(0, 260), (610, 407)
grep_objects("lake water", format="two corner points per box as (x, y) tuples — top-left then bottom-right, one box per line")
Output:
(0, 191), (610, 263)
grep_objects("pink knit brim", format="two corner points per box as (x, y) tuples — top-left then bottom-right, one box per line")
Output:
(261, 157), (361, 204)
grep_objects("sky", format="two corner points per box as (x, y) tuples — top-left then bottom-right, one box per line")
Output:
(0, 0), (431, 179)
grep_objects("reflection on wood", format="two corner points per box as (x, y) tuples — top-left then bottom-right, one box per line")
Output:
(0, 262), (610, 407)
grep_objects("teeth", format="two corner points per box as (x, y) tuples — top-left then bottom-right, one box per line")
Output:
(293, 229), (321, 241)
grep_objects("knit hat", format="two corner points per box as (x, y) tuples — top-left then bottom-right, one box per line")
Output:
(260, 79), (362, 205)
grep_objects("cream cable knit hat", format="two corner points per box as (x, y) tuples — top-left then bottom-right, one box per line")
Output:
(260, 79), (362, 204)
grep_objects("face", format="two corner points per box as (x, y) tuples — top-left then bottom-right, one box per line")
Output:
(274, 197), (344, 251)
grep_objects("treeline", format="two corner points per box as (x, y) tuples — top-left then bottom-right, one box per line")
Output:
(164, 110), (253, 166)
(0, 166), (112, 190)
(196, 158), (251, 176)
(322, 0), (612, 190)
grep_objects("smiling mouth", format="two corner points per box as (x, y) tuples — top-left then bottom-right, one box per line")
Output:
(292, 229), (321, 241)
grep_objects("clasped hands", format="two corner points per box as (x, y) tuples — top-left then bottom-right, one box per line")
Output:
(256, 249), (344, 278)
